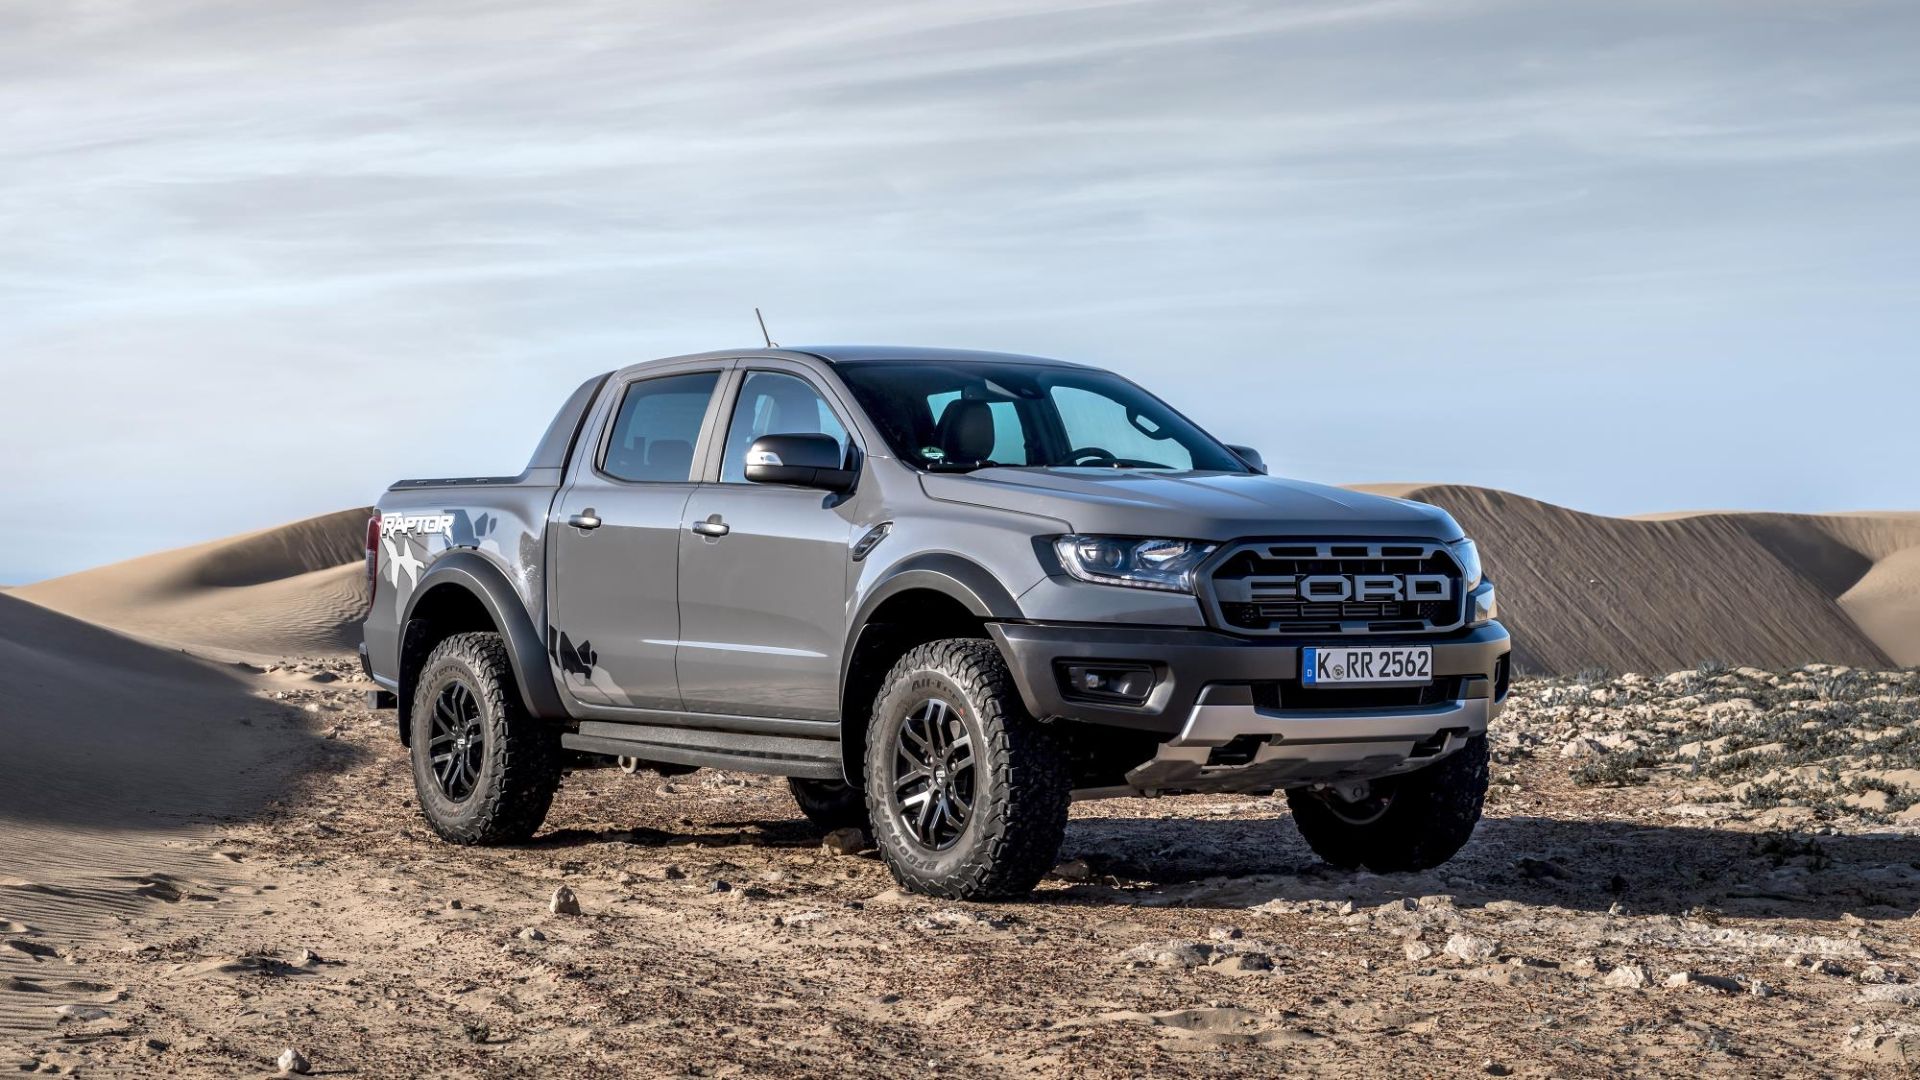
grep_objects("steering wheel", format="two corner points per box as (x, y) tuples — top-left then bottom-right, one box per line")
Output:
(1067, 447), (1117, 467)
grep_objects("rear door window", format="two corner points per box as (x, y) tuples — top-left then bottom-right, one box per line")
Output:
(600, 371), (720, 482)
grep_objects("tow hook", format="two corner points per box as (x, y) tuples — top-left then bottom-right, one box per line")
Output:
(1332, 779), (1372, 803)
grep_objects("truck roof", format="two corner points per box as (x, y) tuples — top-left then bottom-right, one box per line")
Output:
(626, 345), (1089, 372)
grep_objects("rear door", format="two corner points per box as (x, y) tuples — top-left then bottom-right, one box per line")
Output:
(674, 365), (859, 721)
(547, 364), (729, 708)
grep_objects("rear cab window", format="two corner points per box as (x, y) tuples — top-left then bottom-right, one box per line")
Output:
(600, 371), (720, 482)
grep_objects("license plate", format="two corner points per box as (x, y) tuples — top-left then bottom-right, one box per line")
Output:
(1302, 646), (1433, 686)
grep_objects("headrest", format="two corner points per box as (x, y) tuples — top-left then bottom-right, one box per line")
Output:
(646, 438), (694, 477)
(935, 400), (996, 462)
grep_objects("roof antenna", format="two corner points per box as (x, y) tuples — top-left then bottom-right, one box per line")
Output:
(754, 307), (778, 349)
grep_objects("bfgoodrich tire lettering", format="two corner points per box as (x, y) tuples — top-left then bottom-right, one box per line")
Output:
(409, 632), (562, 845)
(1286, 735), (1489, 873)
(864, 639), (1070, 901)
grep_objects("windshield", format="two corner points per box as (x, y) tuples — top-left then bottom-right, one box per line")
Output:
(833, 360), (1249, 473)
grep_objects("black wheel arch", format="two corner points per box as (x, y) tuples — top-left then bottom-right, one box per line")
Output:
(398, 550), (566, 743)
(837, 553), (1026, 785)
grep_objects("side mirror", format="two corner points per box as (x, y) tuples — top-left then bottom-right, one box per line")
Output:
(744, 434), (855, 492)
(1225, 444), (1267, 474)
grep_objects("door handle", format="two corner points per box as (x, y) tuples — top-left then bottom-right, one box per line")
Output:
(568, 509), (602, 531)
(691, 514), (730, 538)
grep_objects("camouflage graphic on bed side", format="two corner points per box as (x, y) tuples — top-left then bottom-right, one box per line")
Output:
(376, 500), (549, 633)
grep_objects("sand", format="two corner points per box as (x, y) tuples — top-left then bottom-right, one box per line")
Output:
(0, 595), (332, 1039)
(14, 508), (372, 660)
(4, 493), (1920, 1074)
(1355, 485), (1920, 675)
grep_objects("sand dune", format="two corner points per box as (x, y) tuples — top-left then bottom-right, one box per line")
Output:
(15, 508), (371, 660)
(11, 491), (1919, 675)
(1362, 485), (1920, 675)
(0, 595), (329, 1037)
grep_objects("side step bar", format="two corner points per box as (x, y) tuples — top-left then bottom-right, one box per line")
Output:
(560, 720), (842, 780)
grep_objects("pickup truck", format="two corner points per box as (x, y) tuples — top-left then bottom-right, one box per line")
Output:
(362, 346), (1509, 899)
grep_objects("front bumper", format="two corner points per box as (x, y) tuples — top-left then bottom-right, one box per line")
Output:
(987, 620), (1510, 795)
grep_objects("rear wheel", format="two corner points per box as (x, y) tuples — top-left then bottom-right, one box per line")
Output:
(408, 632), (561, 845)
(788, 777), (868, 833)
(1286, 735), (1489, 873)
(864, 639), (1071, 900)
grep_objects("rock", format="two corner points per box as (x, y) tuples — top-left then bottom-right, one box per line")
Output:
(1749, 980), (1777, 998)
(1560, 737), (1606, 759)
(1516, 856), (1571, 881)
(660, 865), (686, 881)
(1784, 953), (1850, 977)
(821, 829), (867, 857)
(548, 886), (581, 916)
(1052, 857), (1094, 882)
(1859, 964), (1899, 985)
(708, 880), (732, 894)
(516, 927), (545, 941)
(1403, 941), (1434, 963)
(278, 1047), (311, 1075)
(1603, 963), (1651, 989)
(54, 1004), (109, 1021)
(293, 949), (321, 968)
(1664, 971), (1741, 993)
(1858, 984), (1920, 1006)
(1443, 933), (1496, 964)
(1214, 952), (1274, 974)
(1484, 1062), (1511, 1077)
(1121, 941), (1211, 969)
(1208, 926), (1244, 941)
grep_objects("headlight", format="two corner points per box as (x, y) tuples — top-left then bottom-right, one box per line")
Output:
(1470, 583), (1498, 626)
(1053, 535), (1217, 593)
(1448, 538), (1483, 590)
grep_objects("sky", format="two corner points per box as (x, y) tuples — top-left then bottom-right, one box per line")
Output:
(2, 0), (1917, 582)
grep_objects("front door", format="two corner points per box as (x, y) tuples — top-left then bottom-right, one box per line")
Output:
(547, 368), (724, 709)
(675, 369), (857, 721)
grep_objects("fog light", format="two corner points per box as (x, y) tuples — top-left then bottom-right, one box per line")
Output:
(1059, 662), (1156, 705)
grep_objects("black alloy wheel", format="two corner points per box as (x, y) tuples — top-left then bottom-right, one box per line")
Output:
(892, 697), (977, 851)
(427, 678), (486, 801)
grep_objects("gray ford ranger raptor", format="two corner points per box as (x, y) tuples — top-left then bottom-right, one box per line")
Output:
(362, 346), (1509, 900)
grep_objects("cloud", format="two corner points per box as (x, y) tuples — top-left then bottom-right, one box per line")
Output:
(2, 0), (1917, 579)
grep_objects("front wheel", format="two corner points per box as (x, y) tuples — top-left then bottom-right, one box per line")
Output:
(408, 632), (561, 845)
(864, 639), (1071, 901)
(1286, 735), (1489, 873)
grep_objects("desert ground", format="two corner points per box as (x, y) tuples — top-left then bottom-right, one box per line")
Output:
(5, 487), (1920, 1077)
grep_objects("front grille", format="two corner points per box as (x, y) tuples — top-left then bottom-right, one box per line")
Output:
(1205, 540), (1465, 636)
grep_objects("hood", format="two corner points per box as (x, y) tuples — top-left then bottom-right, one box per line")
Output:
(919, 468), (1463, 542)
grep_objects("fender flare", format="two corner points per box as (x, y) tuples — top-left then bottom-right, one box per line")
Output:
(837, 554), (1024, 783)
(844, 552), (1024, 659)
(402, 550), (567, 721)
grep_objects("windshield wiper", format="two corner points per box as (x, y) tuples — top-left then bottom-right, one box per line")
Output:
(924, 460), (996, 472)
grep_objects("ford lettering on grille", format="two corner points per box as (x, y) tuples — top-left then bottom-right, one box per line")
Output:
(1266, 573), (1452, 603)
(1203, 541), (1467, 635)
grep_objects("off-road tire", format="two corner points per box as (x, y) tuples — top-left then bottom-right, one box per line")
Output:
(788, 777), (869, 833)
(864, 639), (1071, 901)
(409, 632), (562, 845)
(1286, 735), (1489, 873)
